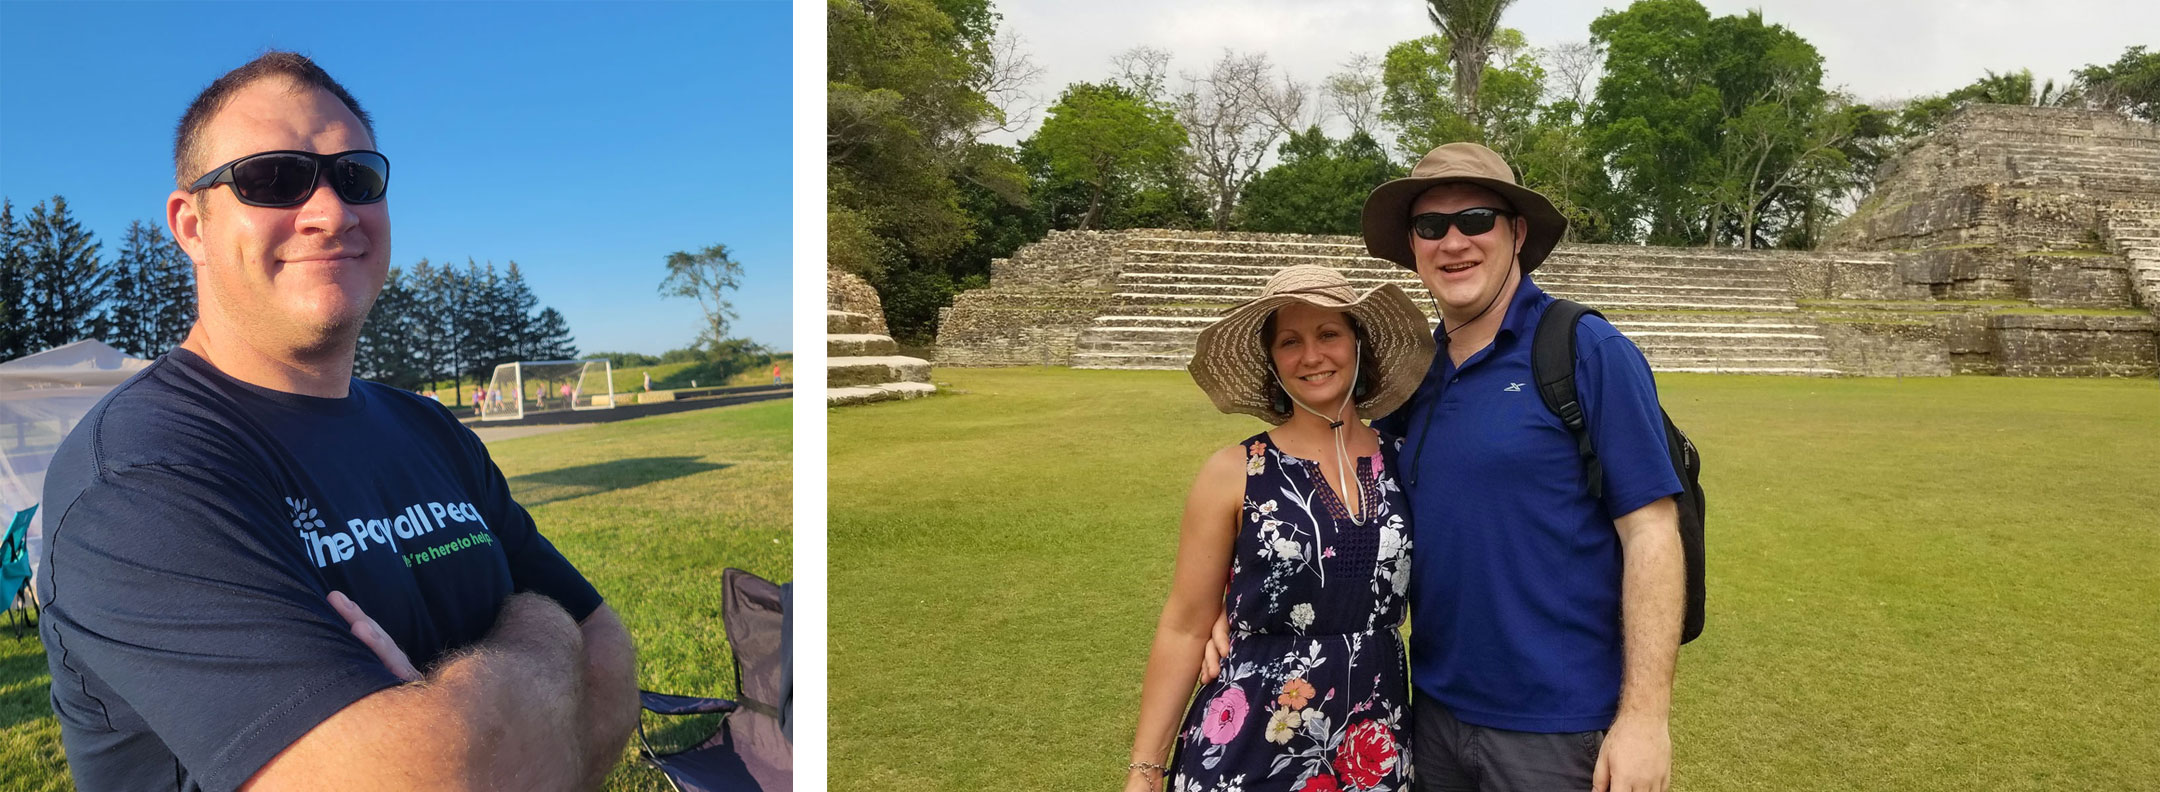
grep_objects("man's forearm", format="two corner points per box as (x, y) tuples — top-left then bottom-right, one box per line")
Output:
(435, 592), (591, 788)
(249, 593), (599, 791)
(1614, 498), (1683, 719)
(574, 604), (640, 790)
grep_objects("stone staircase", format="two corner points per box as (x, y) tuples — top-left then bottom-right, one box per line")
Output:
(2102, 203), (2160, 313)
(1069, 235), (1848, 375)
(827, 269), (936, 406)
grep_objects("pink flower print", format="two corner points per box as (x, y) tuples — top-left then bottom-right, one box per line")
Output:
(1201, 686), (1250, 744)
(1322, 546), (1337, 559)
(1249, 441), (1267, 457)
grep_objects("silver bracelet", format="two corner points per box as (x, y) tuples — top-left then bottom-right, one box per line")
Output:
(1127, 760), (1169, 776)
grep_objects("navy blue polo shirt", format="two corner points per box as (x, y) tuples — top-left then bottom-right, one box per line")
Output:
(1377, 277), (1680, 733)
(38, 348), (602, 792)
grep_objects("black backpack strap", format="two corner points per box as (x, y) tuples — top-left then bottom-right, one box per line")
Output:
(1533, 299), (1605, 501)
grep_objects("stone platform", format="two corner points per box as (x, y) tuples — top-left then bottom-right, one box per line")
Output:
(828, 269), (935, 406)
(933, 106), (2158, 379)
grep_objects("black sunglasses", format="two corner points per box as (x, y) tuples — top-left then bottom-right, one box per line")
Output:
(186, 150), (390, 208)
(1410, 208), (1513, 240)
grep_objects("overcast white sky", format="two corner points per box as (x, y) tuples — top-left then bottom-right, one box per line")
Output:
(986, 0), (2158, 144)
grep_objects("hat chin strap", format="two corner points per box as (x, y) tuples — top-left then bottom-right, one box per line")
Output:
(1272, 341), (1369, 526)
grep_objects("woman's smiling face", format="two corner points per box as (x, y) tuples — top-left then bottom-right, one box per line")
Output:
(1268, 302), (1359, 410)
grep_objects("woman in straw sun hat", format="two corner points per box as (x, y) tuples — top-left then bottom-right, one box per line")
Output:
(1124, 265), (1435, 792)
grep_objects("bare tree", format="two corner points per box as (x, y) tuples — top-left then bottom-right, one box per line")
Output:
(1261, 73), (1313, 136)
(1176, 50), (1296, 232)
(1543, 39), (1603, 110)
(1424, 0), (1519, 123)
(1112, 45), (1174, 103)
(1324, 53), (1386, 135)
(975, 26), (1047, 137)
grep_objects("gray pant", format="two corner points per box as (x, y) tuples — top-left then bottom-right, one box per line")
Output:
(1413, 697), (1605, 792)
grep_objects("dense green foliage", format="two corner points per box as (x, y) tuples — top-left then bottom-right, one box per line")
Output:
(830, 0), (2158, 339)
(1029, 82), (1189, 231)
(830, 367), (2160, 791)
(2074, 45), (2160, 122)
(828, 0), (1024, 343)
(1236, 128), (1402, 234)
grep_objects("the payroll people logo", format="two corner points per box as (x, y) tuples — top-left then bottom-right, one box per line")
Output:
(287, 495), (496, 569)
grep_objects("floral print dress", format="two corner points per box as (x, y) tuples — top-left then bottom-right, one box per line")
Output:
(1168, 432), (1413, 792)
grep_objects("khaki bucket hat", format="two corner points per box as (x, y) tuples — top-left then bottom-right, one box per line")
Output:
(1361, 141), (1567, 274)
(1188, 265), (1436, 425)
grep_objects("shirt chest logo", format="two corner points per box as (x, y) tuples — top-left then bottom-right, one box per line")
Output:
(1504, 382), (1525, 392)
(287, 494), (495, 569)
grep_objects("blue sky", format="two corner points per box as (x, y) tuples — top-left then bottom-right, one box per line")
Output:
(0, 0), (793, 355)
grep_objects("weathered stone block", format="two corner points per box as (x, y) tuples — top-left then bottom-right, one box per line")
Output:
(934, 288), (1114, 367)
(827, 269), (889, 334)
(1821, 319), (1952, 376)
(2018, 253), (2130, 307)
(1992, 313), (2159, 377)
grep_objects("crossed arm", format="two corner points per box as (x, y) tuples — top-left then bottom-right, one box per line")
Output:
(240, 593), (641, 791)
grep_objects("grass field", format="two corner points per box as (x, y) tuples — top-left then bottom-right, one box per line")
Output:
(830, 367), (2160, 791)
(1, 398), (792, 791)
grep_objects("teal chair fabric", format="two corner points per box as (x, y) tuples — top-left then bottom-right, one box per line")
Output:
(3, 504), (37, 635)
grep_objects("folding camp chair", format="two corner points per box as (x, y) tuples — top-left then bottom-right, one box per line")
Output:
(637, 567), (791, 792)
(2, 505), (38, 638)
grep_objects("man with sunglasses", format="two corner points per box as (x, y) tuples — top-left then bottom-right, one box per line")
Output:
(38, 52), (637, 791)
(1365, 143), (1685, 792)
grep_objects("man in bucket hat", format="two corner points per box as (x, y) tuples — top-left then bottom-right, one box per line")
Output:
(1369, 142), (1685, 792)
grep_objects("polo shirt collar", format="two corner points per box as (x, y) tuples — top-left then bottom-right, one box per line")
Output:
(1493, 273), (1550, 347)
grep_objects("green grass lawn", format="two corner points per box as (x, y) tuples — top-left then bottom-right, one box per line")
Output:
(1, 398), (791, 791)
(830, 367), (2160, 791)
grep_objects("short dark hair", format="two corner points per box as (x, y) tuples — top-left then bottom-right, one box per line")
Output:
(173, 51), (374, 189)
(1260, 310), (1383, 418)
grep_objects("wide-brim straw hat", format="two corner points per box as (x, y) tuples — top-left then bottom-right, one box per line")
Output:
(1189, 265), (1436, 425)
(1361, 141), (1567, 274)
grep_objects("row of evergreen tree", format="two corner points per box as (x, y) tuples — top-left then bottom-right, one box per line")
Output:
(1, 194), (579, 398)
(356, 259), (577, 396)
(1, 197), (193, 361)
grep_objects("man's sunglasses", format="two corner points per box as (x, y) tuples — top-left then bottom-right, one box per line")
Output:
(1410, 208), (1514, 240)
(186, 150), (389, 208)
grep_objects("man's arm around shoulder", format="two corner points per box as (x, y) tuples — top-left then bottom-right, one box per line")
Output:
(242, 594), (639, 792)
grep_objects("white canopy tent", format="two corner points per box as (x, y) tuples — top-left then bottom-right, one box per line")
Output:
(1, 340), (151, 582)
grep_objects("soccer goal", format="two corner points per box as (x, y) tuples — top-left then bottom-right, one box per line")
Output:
(478, 359), (615, 421)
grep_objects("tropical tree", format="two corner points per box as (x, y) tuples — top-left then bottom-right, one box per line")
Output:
(2073, 45), (2160, 122)
(1030, 82), (1188, 230)
(1381, 31), (1545, 160)
(1236, 127), (1402, 235)
(1423, 0), (1519, 123)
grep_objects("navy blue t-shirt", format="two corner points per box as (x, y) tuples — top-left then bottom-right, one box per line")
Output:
(1377, 277), (1682, 733)
(37, 349), (602, 792)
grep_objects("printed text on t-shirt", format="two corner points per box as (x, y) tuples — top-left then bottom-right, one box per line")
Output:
(298, 500), (493, 568)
